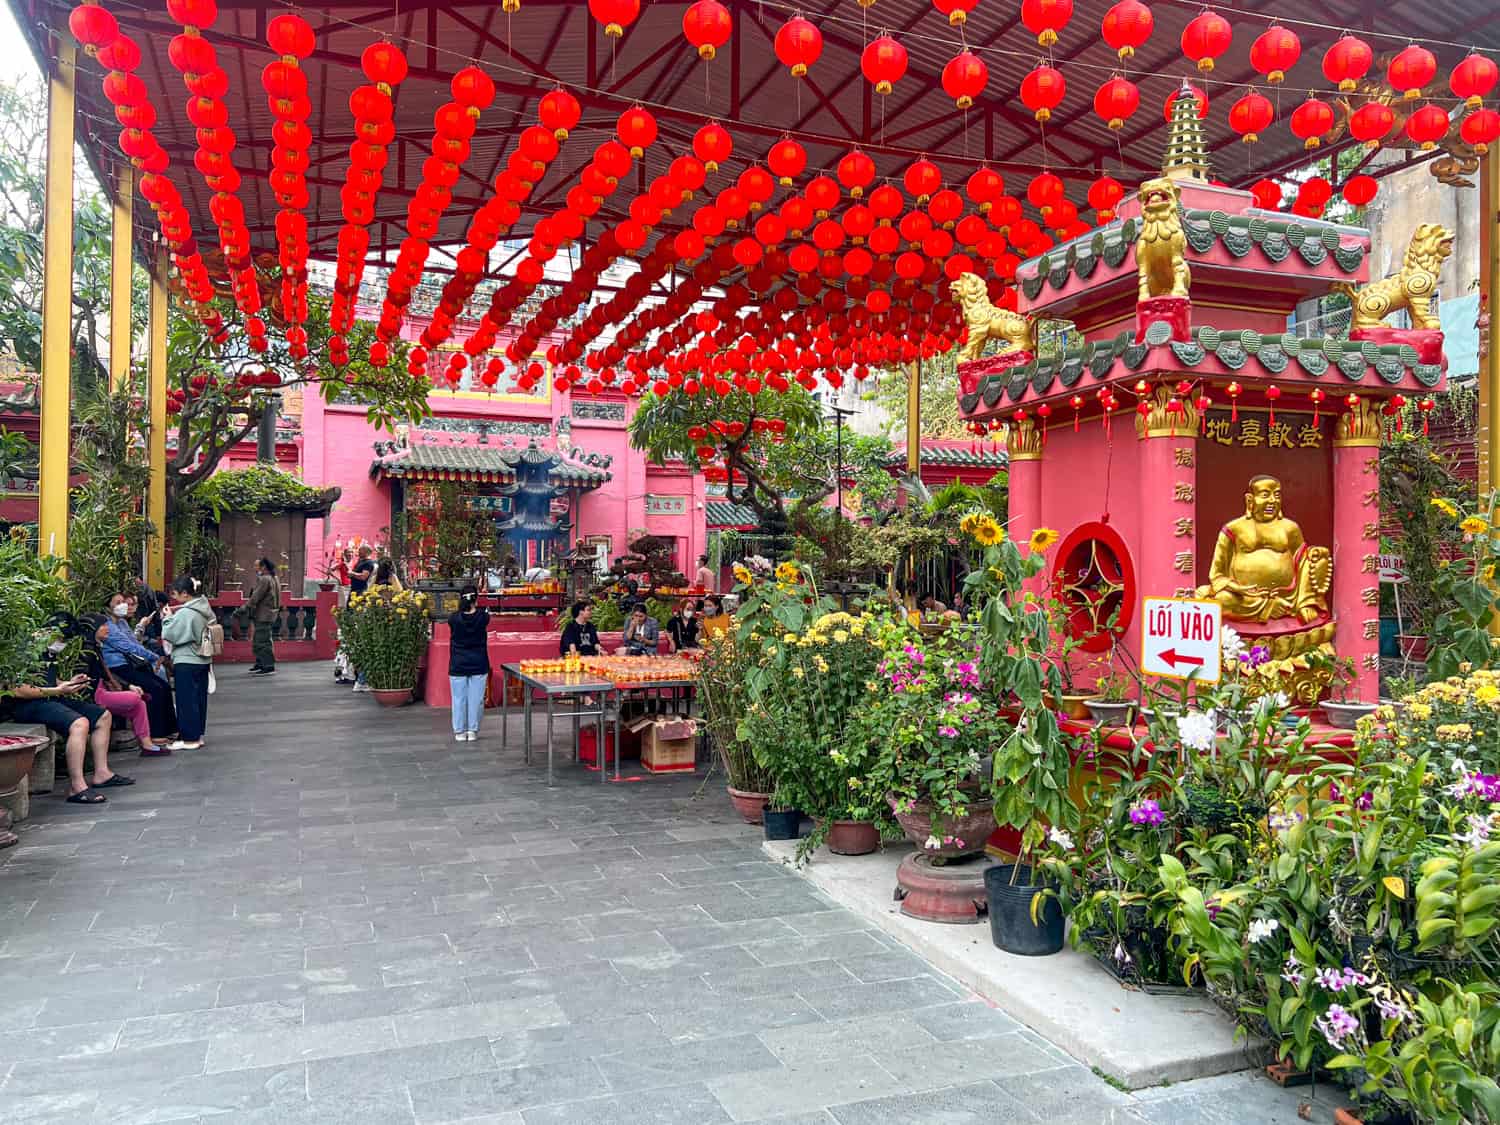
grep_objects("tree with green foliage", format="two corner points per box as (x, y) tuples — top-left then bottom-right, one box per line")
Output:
(629, 387), (894, 535)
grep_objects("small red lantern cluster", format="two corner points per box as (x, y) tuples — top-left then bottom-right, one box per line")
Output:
(260, 12), (317, 355)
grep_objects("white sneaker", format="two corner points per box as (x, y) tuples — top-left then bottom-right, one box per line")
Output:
(352, 683), (372, 693)
(454, 733), (466, 742)
(465, 731), (478, 741)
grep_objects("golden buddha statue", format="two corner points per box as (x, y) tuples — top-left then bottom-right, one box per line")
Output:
(1195, 475), (1332, 624)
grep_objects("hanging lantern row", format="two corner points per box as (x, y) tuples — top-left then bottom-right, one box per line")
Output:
(162, 0), (263, 331)
(70, 2), (221, 338)
(259, 11), (318, 355)
(328, 41), (408, 344)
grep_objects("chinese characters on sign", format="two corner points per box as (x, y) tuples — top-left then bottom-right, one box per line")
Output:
(1174, 447), (1195, 467)
(1173, 518), (1194, 537)
(1173, 482), (1195, 503)
(1202, 411), (1323, 449)
(463, 496), (512, 514)
(645, 494), (687, 516)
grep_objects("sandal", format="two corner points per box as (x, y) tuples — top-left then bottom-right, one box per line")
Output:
(66, 789), (106, 804)
(93, 775), (135, 788)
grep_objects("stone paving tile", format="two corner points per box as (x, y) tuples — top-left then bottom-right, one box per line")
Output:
(0, 666), (1325, 1125)
(520, 1081), (734, 1125)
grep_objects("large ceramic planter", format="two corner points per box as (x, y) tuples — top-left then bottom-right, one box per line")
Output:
(0, 735), (44, 792)
(888, 794), (993, 860)
(371, 686), (414, 707)
(1084, 699), (1134, 726)
(985, 863), (1065, 956)
(763, 808), (804, 841)
(1321, 700), (1377, 729)
(727, 786), (770, 825)
(826, 819), (880, 856)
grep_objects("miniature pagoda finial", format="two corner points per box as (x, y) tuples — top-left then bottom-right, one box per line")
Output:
(1162, 82), (1211, 182)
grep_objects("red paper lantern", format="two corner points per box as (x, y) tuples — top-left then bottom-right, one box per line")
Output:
(683, 0), (731, 60)
(1349, 101), (1395, 148)
(942, 51), (988, 109)
(165, 0), (216, 28)
(1021, 0), (1072, 48)
(98, 34), (141, 71)
(1341, 174), (1378, 206)
(69, 3), (119, 52)
(768, 138), (807, 185)
(1163, 83), (1207, 122)
(1027, 172), (1065, 211)
(693, 121), (732, 171)
(589, 0), (639, 38)
(903, 159), (942, 202)
(965, 167), (1002, 211)
(361, 41), (408, 87)
(1387, 44), (1436, 101)
(1322, 34), (1372, 92)
(932, 0), (979, 26)
(1299, 176), (1332, 205)
(1405, 103), (1450, 150)
(451, 66), (495, 111)
(837, 150), (875, 197)
(928, 189), (963, 227)
(1249, 178), (1282, 209)
(1451, 53), (1498, 109)
(774, 16), (822, 78)
(266, 12), (314, 58)
(862, 35), (907, 95)
(1181, 10), (1230, 73)
(617, 106), (657, 157)
(1021, 65), (1066, 122)
(806, 175), (840, 215)
(1101, 0), (1152, 60)
(1093, 76), (1138, 130)
(1461, 107), (1500, 155)
(538, 88), (580, 140)
(1229, 91), (1273, 144)
(1087, 176), (1124, 218)
(1249, 25), (1300, 85)
(1290, 97), (1334, 149)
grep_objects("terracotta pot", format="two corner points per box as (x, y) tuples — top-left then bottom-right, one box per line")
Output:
(727, 786), (769, 825)
(371, 687), (413, 707)
(0, 735), (45, 792)
(826, 819), (880, 856)
(1045, 692), (1094, 721)
(1333, 1110), (1362, 1125)
(888, 794), (993, 860)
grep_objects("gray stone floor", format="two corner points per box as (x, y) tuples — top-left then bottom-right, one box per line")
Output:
(0, 664), (1346, 1123)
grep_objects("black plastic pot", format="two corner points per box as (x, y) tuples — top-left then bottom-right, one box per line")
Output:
(763, 808), (804, 841)
(985, 864), (1065, 956)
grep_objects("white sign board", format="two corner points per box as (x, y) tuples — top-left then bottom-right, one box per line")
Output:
(1378, 554), (1407, 585)
(1141, 596), (1222, 683)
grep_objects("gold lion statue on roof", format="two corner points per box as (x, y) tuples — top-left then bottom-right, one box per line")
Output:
(949, 272), (1034, 363)
(1334, 224), (1455, 331)
(1136, 177), (1191, 301)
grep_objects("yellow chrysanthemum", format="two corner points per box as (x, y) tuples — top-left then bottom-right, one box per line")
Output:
(1460, 516), (1488, 535)
(1028, 527), (1060, 553)
(972, 517), (1003, 546)
(833, 629), (849, 643)
(1430, 498), (1459, 518)
(1475, 684), (1500, 705)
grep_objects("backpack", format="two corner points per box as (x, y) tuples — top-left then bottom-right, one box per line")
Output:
(194, 605), (224, 659)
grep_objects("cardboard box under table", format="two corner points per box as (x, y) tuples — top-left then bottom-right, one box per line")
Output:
(642, 717), (697, 773)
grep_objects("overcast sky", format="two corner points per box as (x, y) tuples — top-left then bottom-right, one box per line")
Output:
(0, 5), (36, 85)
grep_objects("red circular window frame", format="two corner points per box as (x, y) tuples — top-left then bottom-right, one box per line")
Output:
(1049, 520), (1137, 653)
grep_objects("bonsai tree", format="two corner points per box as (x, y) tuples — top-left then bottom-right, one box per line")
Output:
(610, 534), (686, 594)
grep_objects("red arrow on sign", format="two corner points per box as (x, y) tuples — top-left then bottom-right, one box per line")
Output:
(1155, 648), (1205, 670)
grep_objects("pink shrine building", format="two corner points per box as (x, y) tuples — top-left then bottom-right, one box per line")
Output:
(955, 95), (1447, 703)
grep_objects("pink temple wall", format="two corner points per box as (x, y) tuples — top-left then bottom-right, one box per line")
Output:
(300, 384), (706, 580)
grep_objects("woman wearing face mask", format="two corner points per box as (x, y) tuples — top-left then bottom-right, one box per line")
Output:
(89, 620), (163, 755)
(101, 593), (177, 743)
(159, 575), (215, 751)
(447, 585), (490, 742)
(666, 599), (700, 653)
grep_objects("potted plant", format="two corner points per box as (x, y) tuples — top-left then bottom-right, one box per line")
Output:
(697, 630), (775, 823)
(1042, 597), (1097, 720)
(862, 625), (998, 862)
(1085, 663), (1136, 727)
(1424, 491), (1499, 679)
(333, 585), (431, 705)
(1317, 654), (1376, 729)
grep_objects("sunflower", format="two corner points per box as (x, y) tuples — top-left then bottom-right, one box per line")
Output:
(1430, 498), (1459, 518)
(1459, 515), (1488, 536)
(774, 560), (800, 582)
(959, 512), (980, 535)
(732, 563), (753, 585)
(971, 517), (1004, 546)
(1028, 527), (1060, 553)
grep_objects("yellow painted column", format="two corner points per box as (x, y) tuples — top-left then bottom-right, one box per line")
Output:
(39, 37), (76, 560)
(1485, 148), (1500, 498)
(109, 167), (134, 393)
(147, 251), (168, 588)
(905, 357), (921, 476)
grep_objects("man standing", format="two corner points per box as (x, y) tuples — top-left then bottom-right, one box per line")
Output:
(349, 545), (375, 596)
(246, 557), (280, 675)
(693, 553), (716, 592)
